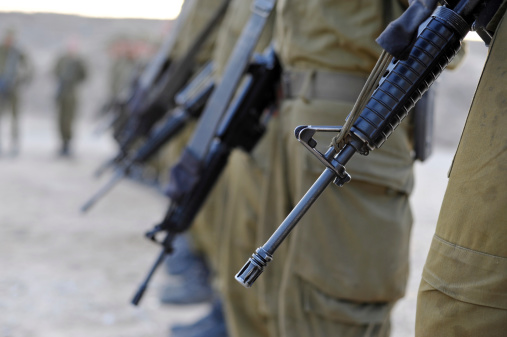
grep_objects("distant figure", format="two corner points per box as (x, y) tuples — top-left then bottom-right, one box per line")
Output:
(107, 39), (142, 142)
(53, 40), (87, 156)
(0, 29), (31, 156)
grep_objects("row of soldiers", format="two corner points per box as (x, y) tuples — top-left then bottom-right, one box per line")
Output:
(93, 0), (507, 336)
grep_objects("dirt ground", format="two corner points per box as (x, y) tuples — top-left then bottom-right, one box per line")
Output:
(0, 116), (209, 337)
(0, 12), (489, 335)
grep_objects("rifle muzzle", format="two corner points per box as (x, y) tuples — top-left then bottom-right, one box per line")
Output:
(235, 247), (272, 288)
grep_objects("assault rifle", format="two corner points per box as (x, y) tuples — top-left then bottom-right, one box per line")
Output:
(131, 48), (281, 305)
(130, 0), (276, 305)
(81, 63), (216, 213)
(236, 0), (504, 287)
(97, 0), (230, 177)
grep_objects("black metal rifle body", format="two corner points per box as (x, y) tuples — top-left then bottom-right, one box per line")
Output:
(80, 73), (215, 213)
(116, 0), (230, 160)
(132, 49), (281, 305)
(236, 0), (502, 288)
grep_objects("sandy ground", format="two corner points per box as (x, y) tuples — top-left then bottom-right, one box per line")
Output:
(0, 116), (208, 337)
(0, 112), (457, 337)
(0, 10), (490, 336)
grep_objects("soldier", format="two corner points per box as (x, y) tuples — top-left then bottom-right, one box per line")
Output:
(107, 38), (142, 142)
(219, 1), (416, 337)
(161, 1), (274, 337)
(415, 5), (507, 337)
(53, 39), (87, 156)
(0, 28), (31, 156)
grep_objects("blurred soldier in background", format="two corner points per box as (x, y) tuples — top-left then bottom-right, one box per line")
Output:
(0, 28), (31, 156)
(107, 38), (143, 142)
(53, 39), (87, 156)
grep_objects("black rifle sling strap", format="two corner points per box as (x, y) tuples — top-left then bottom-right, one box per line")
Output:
(186, 0), (276, 160)
(155, 0), (231, 107)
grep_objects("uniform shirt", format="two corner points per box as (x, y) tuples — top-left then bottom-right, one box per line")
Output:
(211, 0), (275, 78)
(170, 0), (225, 66)
(0, 45), (30, 95)
(275, 0), (405, 75)
(54, 54), (87, 98)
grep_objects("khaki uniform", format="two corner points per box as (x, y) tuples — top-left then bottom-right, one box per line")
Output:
(54, 54), (87, 149)
(108, 54), (139, 143)
(170, 0), (224, 66)
(160, 0), (274, 271)
(219, 1), (415, 337)
(109, 55), (137, 99)
(0, 44), (30, 152)
(155, 0), (225, 184)
(189, 0), (274, 265)
(416, 8), (507, 337)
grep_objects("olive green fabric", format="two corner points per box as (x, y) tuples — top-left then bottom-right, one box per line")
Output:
(189, 0), (274, 264)
(219, 1), (414, 337)
(109, 55), (137, 99)
(155, 0), (224, 182)
(211, 0), (275, 78)
(218, 117), (285, 337)
(0, 44), (30, 150)
(416, 11), (507, 337)
(275, 0), (413, 193)
(170, 0), (224, 66)
(54, 54), (86, 144)
(158, 0), (273, 268)
(276, 98), (413, 337)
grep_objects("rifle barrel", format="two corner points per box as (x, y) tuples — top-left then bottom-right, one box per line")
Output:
(131, 232), (176, 305)
(81, 170), (127, 213)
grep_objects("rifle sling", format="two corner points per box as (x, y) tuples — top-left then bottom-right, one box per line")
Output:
(186, 0), (276, 161)
(155, 0), (231, 107)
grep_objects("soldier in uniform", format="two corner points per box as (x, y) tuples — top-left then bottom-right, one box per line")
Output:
(0, 29), (31, 156)
(107, 38), (142, 143)
(53, 40), (87, 156)
(161, 1), (274, 336)
(219, 1), (415, 337)
(415, 4), (507, 336)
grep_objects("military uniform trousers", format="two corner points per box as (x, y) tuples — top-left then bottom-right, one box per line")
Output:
(415, 12), (507, 337)
(56, 94), (77, 144)
(219, 77), (415, 336)
(0, 92), (19, 149)
(218, 116), (286, 337)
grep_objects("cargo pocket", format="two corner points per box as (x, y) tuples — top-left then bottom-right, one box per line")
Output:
(303, 280), (393, 326)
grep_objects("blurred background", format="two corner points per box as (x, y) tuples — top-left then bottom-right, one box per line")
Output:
(0, 2), (488, 337)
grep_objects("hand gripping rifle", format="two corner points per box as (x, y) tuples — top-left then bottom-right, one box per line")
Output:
(132, 49), (281, 306)
(236, 0), (504, 287)
(98, 0), (231, 178)
(80, 63), (216, 213)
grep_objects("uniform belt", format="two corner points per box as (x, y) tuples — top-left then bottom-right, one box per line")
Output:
(281, 70), (367, 103)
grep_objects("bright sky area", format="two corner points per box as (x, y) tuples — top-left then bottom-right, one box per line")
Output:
(0, 1), (184, 20)
(0, 1), (483, 41)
